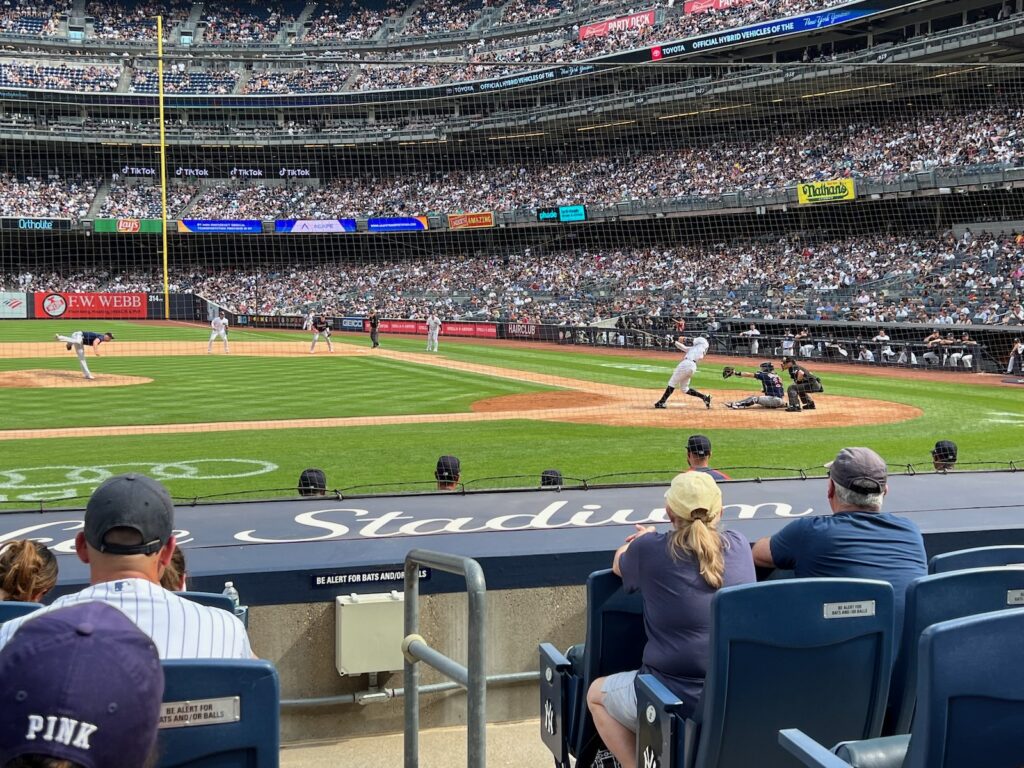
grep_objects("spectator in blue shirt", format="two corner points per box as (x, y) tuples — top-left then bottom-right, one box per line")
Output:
(751, 447), (927, 641)
(587, 472), (755, 768)
(685, 434), (730, 481)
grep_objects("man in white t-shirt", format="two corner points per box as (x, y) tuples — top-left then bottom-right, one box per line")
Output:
(208, 311), (230, 354)
(0, 473), (254, 660)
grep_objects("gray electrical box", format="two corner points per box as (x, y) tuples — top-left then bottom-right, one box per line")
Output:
(335, 591), (405, 676)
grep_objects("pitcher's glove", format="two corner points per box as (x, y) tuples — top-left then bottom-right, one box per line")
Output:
(722, 366), (735, 379)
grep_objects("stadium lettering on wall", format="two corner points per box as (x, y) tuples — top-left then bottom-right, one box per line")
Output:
(174, 167), (209, 178)
(3, 218), (71, 231)
(447, 212), (495, 230)
(797, 178), (857, 205)
(33, 292), (147, 319)
(119, 166), (156, 177)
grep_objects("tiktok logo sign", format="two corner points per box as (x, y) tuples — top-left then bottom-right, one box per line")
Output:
(543, 699), (555, 736)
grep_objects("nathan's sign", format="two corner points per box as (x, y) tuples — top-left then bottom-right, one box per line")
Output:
(447, 212), (494, 230)
(579, 9), (655, 40)
(797, 178), (856, 205)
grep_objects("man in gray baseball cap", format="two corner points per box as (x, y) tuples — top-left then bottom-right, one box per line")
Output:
(0, 473), (254, 660)
(751, 447), (926, 642)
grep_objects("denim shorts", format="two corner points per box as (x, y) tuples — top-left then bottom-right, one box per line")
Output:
(601, 670), (639, 732)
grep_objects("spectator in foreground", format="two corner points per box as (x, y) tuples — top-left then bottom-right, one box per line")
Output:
(0, 473), (253, 659)
(0, 540), (58, 603)
(685, 434), (730, 481)
(931, 440), (958, 471)
(751, 447), (927, 640)
(159, 545), (188, 592)
(0, 602), (164, 768)
(587, 472), (755, 768)
(298, 467), (328, 497)
(435, 455), (461, 491)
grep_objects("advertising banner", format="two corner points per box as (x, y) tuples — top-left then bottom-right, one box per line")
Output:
(0, 291), (27, 319)
(118, 165), (156, 178)
(372, 319), (426, 334)
(502, 322), (539, 340)
(684, 0), (747, 14)
(178, 220), (263, 234)
(579, 9), (655, 40)
(447, 212), (494, 230)
(340, 317), (365, 331)
(536, 205), (587, 223)
(367, 216), (429, 233)
(797, 178), (857, 205)
(1, 218), (72, 231)
(93, 218), (164, 234)
(442, 322), (498, 339)
(33, 292), (147, 319)
(246, 315), (306, 329)
(275, 219), (357, 234)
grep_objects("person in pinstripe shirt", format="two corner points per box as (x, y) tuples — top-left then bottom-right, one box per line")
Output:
(0, 473), (253, 660)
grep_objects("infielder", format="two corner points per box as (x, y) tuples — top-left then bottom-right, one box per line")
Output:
(426, 311), (442, 352)
(309, 314), (333, 353)
(207, 311), (229, 354)
(55, 331), (113, 380)
(722, 362), (785, 409)
(654, 336), (712, 409)
(780, 356), (823, 412)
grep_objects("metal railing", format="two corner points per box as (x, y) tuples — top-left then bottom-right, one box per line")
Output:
(403, 549), (487, 768)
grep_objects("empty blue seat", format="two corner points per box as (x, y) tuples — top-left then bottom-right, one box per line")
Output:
(0, 601), (42, 625)
(158, 659), (280, 768)
(780, 608), (1024, 768)
(539, 568), (645, 767)
(888, 567), (1024, 734)
(636, 579), (894, 768)
(928, 545), (1024, 574)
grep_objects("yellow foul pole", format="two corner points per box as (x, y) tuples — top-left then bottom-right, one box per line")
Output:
(156, 15), (171, 319)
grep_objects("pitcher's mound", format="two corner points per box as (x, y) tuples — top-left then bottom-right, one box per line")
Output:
(0, 370), (153, 388)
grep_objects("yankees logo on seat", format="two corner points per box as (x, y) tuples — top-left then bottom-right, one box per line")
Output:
(642, 744), (659, 768)
(543, 698), (555, 735)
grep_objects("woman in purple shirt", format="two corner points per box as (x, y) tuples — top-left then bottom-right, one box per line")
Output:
(587, 472), (756, 768)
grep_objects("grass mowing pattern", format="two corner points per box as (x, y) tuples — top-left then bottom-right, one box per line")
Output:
(0, 321), (1020, 505)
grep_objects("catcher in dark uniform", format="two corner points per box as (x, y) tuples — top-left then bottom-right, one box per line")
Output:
(722, 362), (786, 409)
(780, 356), (823, 412)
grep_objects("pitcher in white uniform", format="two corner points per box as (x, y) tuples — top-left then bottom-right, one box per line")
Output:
(208, 311), (229, 354)
(654, 336), (713, 410)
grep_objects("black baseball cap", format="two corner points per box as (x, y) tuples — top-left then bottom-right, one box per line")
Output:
(686, 434), (712, 457)
(825, 447), (888, 494)
(298, 468), (327, 496)
(84, 473), (174, 555)
(931, 440), (958, 463)
(435, 455), (461, 482)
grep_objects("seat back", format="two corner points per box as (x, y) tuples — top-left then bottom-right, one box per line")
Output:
(890, 568), (1024, 734)
(573, 569), (646, 762)
(907, 609), (1024, 768)
(694, 579), (894, 768)
(928, 545), (1024, 574)
(0, 601), (42, 625)
(177, 591), (235, 614)
(157, 659), (280, 768)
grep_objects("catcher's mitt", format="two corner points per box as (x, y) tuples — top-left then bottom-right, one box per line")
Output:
(722, 366), (735, 379)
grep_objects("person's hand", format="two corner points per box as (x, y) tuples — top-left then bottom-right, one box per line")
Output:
(625, 524), (656, 543)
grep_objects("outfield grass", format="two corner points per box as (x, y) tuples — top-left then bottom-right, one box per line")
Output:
(0, 321), (1020, 507)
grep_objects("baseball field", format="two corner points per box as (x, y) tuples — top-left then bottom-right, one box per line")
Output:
(0, 320), (1020, 508)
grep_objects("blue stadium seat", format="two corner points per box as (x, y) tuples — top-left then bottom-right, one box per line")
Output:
(927, 545), (1024, 573)
(887, 567), (1024, 734)
(0, 600), (42, 625)
(158, 659), (280, 768)
(539, 569), (645, 767)
(177, 591), (235, 614)
(780, 608), (1024, 768)
(636, 579), (894, 768)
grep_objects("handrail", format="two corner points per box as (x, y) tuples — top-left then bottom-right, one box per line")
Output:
(403, 549), (487, 768)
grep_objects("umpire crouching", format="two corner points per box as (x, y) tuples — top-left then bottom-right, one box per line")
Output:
(780, 356), (823, 412)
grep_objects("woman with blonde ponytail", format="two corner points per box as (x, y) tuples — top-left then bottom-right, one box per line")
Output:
(587, 472), (755, 768)
(0, 540), (58, 603)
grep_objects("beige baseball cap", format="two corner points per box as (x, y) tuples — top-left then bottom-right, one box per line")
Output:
(665, 472), (722, 521)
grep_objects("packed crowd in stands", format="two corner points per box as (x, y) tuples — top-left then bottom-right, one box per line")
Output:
(97, 182), (196, 218)
(400, 0), (487, 37)
(301, 0), (401, 42)
(3, 231), (1020, 325)
(0, 1), (62, 36)
(86, 1), (186, 42)
(119, 104), (1024, 216)
(0, 172), (98, 219)
(244, 63), (351, 93)
(500, 0), (562, 25)
(0, 60), (121, 92)
(199, 3), (293, 44)
(130, 65), (240, 93)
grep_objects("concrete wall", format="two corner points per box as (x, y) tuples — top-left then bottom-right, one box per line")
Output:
(248, 584), (587, 743)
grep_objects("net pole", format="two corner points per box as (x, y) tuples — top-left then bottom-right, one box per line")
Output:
(156, 15), (171, 319)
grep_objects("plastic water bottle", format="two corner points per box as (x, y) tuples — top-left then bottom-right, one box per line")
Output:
(222, 581), (240, 611)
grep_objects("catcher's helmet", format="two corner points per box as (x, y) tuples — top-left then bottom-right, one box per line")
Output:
(780, 356), (795, 365)
(759, 361), (774, 372)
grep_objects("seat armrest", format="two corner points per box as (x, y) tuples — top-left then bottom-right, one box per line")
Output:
(539, 643), (573, 768)
(834, 735), (911, 768)
(779, 729), (853, 768)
